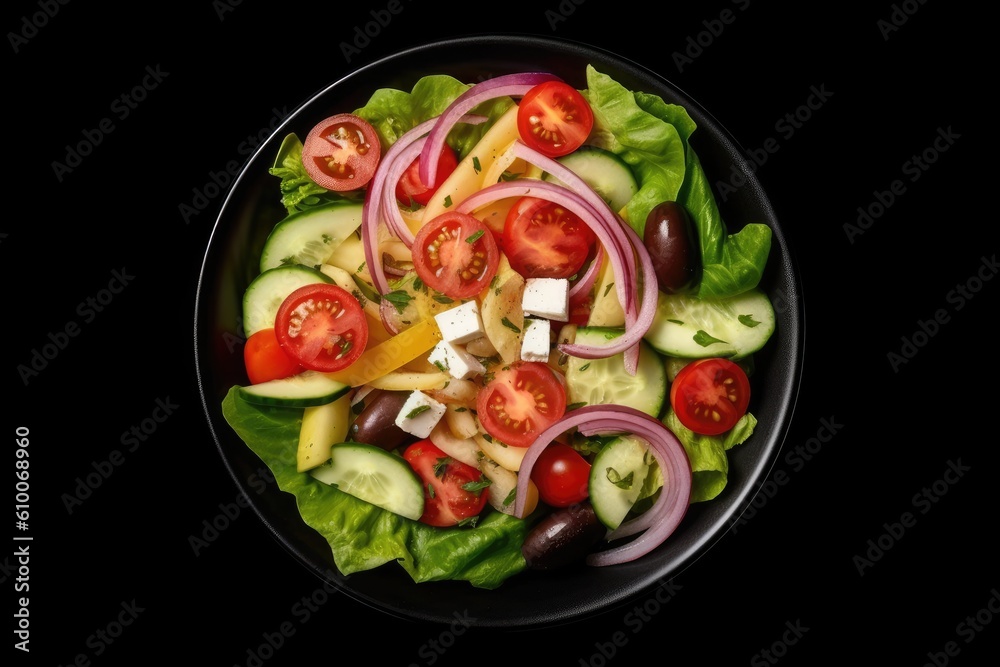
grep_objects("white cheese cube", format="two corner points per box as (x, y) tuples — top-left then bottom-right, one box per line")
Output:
(428, 340), (486, 380)
(522, 278), (569, 321)
(394, 391), (447, 439)
(434, 300), (485, 344)
(520, 318), (551, 363)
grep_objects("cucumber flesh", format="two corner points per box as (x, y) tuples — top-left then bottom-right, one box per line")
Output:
(542, 146), (639, 212)
(589, 435), (652, 530)
(310, 443), (425, 521)
(565, 327), (667, 418)
(259, 202), (363, 272)
(297, 395), (351, 472)
(242, 265), (333, 337)
(238, 371), (350, 408)
(644, 288), (775, 360)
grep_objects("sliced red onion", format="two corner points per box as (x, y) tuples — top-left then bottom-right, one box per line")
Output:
(512, 405), (692, 566)
(568, 244), (603, 302)
(418, 72), (561, 187)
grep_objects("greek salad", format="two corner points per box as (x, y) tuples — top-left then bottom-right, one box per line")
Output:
(221, 65), (775, 588)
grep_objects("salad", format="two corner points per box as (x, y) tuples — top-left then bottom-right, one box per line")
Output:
(221, 65), (775, 589)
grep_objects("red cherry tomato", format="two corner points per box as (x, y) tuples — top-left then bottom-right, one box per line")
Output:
(502, 196), (596, 279)
(530, 442), (591, 508)
(243, 328), (303, 384)
(394, 143), (459, 208)
(669, 357), (751, 435)
(411, 211), (500, 299)
(476, 362), (567, 448)
(274, 283), (368, 372)
(301, 113), (381, 192)
(516, 81), (594, 158)
(403, 440), (490, 527)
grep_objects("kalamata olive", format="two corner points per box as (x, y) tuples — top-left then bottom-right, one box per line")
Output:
(643, 201), (701, 294)
(349, 389), (417, 451)
(522, 502), (606, 570)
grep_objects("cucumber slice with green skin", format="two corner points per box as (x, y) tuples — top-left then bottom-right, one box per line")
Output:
(644, 288), (775, 360)
(542, 146), (639, 212)
(589, 435), (652, 530)
(564, 327), (667, 418)
(310, 443), (425, 521)
(259, 202), (364, 272)
(238, 370), (350, 408)
(242, 265), (333, 337)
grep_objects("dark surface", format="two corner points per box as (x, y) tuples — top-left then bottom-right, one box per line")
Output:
(8, 2), (993, 665)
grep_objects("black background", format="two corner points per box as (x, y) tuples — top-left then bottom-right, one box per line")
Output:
(7, 1), (995, 665)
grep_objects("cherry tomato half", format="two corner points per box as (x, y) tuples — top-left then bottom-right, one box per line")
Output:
(301, 113), (381, 192)
(243, 327), (303, 384)
(476, 362), (567, 448)
(411, 211), (500, 299)
(274, 283), (368, 372)
(403, 440), (490, 527)
(394, 143), (459, 208)
(516, 81), (594, 158)
(669, 357), (751, 435)
(530, 442), (591, 508)
(502, 196), (596, 279)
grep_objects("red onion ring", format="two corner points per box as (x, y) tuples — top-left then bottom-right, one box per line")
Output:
(512, 405), (692, 566)
(418, 72), (561, 187)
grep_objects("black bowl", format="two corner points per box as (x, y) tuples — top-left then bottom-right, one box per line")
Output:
(194, 34), (804, 628)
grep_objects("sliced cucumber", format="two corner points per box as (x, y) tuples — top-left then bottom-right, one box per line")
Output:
(310, 443), (425, 521)
(542, 146), (639, 212)
(259, 202), (363, 272)
(297, 394), (351, 472)
(238, 370), (350, 408)
(644, 288), (775, 360)
(589, 435), (652, 530)
(565, 327), (667, 418)
(242, 264), (333, 337)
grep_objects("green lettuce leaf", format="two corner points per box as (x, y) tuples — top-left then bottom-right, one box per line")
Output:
(661, 407), (757, 502)
(221, 387), (527, 589)
(268, 134), (345, 214)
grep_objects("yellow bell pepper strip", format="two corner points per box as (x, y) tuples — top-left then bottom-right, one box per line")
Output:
(324, 318), (442, 387)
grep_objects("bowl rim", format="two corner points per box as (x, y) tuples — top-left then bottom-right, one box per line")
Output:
(194, 32), (806, 628)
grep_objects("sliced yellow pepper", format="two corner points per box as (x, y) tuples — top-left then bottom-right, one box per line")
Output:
(324, 318), (442, 387)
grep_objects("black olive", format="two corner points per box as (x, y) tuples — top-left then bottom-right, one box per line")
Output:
(643, 201), (701, 294)
(522, 502), (607, 570)
(349, 389), (417, 451)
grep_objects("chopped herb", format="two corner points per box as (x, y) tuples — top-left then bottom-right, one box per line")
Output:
(427, 483), (435, 499)
(489, 275), (500, 290)
(466, 229), (485, 244)
(443, 195), (453, 208)
(413, 276), (425, 292)
(432, 360), (448, 372)
(457, 515), (479, 528)
(357, 261), (366, 273)
(693, 330), (729, 347)
(667, 319), (684, 325)
(339, 340), (353, 356)
(604, 282), (615, 297)
(321, 233), (332, 244)
(406, 405), (432, 419)
(738, 314), (761, 327)
(382, 290), (413, 314)
(481, 433), (493, 443)
(566, 401), (587, 411)
(500, 171), (519, 182)
(502, 488), (517, 507)
(472, 156), (482, 173)
(605, 467), (634, 490)
(433, 294), (455, 304)
(578, 362), (591, 372)
(433, 456), (453, 477)
(454, 407), (467, 412)
(501, 317), (521, 333)
(462, 478), (491, 493)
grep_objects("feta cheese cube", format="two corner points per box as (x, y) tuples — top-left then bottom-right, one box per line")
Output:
(428, 340), (486, 380)
(434, 300), (485, 344)
(394, 391), (447, 439)
(522, 278), (569, 321)
(520, 317), (551, 363)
